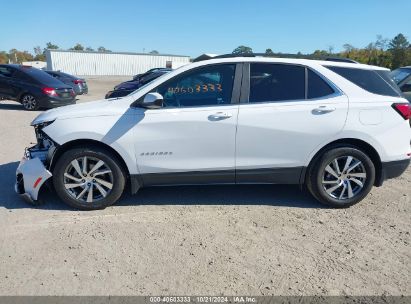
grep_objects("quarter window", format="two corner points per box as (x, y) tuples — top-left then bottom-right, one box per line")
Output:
(156, 64), (236, 107)
(307, 69), (335, 99)
(325, 66), (400, 97)
(249, 63), (305, 102)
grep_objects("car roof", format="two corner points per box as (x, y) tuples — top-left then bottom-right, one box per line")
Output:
(190, 56), (389, 71)
(0, 64), (33, 69)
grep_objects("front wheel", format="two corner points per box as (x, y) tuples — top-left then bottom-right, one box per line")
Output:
(307, 146), (375, 208)
(53, 147), (126, 210)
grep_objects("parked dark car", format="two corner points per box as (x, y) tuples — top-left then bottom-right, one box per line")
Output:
(105, 69), (171, 99)
(0, 64), (76, 110)
(45, 70), (88, 95)
(131, 67), (172, 81)
(390, 67), (411, 101)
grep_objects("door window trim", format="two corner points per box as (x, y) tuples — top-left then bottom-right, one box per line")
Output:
(240, 62), (343, 104)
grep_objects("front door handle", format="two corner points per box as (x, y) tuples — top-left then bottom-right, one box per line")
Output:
(208, 112), (233, 121)
(312, 105), (336, 114)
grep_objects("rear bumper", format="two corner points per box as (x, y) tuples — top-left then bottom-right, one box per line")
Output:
(73, 84), (88, 95)
(15, 156), (52, 203)
(380, 158), (410, 183)
(39, 96), (76, 108)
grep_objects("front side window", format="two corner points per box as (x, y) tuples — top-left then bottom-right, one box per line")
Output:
(249, 63), (305, 102)
(155, 64), (235, 107)
(0, 66), (15, 78)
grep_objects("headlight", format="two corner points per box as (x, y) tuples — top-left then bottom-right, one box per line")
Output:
(33, 120), (55, 149)
(33, 120), (55, 130)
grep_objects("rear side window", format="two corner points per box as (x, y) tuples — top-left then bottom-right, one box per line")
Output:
(307, 69), (335, 99)
(249, 63), (305, 102)
(325, 66), (400, 97)
(20, 67), (63, 86)
(14, 70), (33, 82)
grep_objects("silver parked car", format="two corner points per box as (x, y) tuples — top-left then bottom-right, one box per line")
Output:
(390, 66), (411, 102)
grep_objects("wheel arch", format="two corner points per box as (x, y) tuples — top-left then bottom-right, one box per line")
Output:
(49, 139), (138, 192)
(305, 138), (383, 186)
(18, 90), (39, 101)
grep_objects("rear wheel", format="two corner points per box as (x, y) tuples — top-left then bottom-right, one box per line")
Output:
(53, 147), (126, 210)
(21, 94), (39, 111)
(307, 146), (375, 208)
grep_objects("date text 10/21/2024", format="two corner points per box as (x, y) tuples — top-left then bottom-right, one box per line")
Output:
(149, 296), (257, 303)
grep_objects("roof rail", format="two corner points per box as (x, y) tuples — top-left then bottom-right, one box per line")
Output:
(193, 53), (358, 64)
(323, 57), (358, 64)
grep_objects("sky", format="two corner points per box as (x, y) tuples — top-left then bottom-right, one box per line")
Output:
(1, 0), (410, 57)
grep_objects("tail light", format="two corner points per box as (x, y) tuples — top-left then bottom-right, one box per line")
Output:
(392, 103), (411, 120)
(73, 79), (83, 84)
(42, 87), (58, 97)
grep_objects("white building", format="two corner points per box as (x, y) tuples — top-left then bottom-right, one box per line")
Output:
(45, 50), (191, 76)
(22, 61), (47, 69)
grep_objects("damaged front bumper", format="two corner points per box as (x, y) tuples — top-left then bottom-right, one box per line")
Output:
(15, 148), (53, 204)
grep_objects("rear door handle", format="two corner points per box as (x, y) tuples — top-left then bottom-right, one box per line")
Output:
(312, 105), (336, 114)
(208, 112), (233, 121)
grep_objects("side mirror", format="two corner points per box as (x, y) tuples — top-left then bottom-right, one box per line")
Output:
(140, 92), (163, 109)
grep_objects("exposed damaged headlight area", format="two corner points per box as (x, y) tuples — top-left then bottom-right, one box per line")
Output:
(27, 121), (58, 165)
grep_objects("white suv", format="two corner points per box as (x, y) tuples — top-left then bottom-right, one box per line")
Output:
(15, 56), (411, 210)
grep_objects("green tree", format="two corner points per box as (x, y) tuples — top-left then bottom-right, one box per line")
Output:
(8, 49), (33, 63)
(85, 47), (94, 51)
(375, 35), (389, 51)
(97, 46), (111, 52)
(0, 51), (8, 64)
(149, 50), (159, 54)
(232, 45), (253, 55)
(45, 42), (59, 50)
(312, 49), (328, 57)
(33, 46), (45, 61)
(70, 43), (85, 51)
(265, 48), (274, 56)
(389, 33), (410, 68)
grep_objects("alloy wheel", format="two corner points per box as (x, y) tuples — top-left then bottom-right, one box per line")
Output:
(22, 95), (37, 110)
(63, 156), (113, 204)
(322, 156), (367, 200)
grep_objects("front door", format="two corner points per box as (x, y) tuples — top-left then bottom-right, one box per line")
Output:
(133, 63), (242, 185)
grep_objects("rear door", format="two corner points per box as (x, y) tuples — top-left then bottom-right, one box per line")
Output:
(235, 62), (348, 183)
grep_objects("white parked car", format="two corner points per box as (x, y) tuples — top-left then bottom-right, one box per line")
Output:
(15, 56), (411, 210)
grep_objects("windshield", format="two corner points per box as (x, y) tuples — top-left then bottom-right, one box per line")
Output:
(390, 68), (411, 84)
(128, 71), (172, 96)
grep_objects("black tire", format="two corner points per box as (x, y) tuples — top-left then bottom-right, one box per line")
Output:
(21, 94), (40, 111)
(53, 147), (126, 210)
(306, 146), (375, 208)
